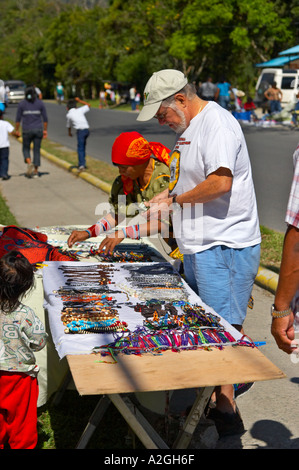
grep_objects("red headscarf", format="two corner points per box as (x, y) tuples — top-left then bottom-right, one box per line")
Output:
(111, 132), (170, 194)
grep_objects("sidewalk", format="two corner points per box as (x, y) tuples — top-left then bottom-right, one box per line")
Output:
(0, 137), (108, 228)
(1, 137), (299, 449)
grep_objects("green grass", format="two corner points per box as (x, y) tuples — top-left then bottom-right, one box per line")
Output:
(41, 139), (119, 185)
(0, 193), (19, 226)
(37, 391), (139, 449)
(260, 225), (284, 273)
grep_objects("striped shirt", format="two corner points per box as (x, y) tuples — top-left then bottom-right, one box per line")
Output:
(286, 145), (299, 318)
(286, 145), (299, 228)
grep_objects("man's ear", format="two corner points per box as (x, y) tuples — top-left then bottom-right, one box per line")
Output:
(174, 93), (187, 107)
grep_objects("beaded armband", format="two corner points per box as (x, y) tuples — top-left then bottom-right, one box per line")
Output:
(89, 217), (112, 237)
(121, 225), (140, 240)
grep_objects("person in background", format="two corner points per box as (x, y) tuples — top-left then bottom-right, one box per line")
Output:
(216, 77), (232, 109)
(34, 85), (42, 100)
(129, 85), (137, 111)
(0, 251), (47, 449)
(15, 86), (48, 178)
(135, 91), (141, 111)
(67, 131), (171, 252)
(0, 109), (17, 180)
(99, 89), (107, 108)
(291, 91), (299, 127)
(199, 77), (219, 101)
(264, 81), (283, 114)
(137, 69), (261, 438)
(66, 97), (90, 171)
(271, 144), (299, 354)
(244, 96), (256, 111)
(56, 82), (64, 104)
(244, 96), (258, 120)
(0, 80), (6, 110)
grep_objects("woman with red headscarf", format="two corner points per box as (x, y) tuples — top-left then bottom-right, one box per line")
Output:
(67, 131), (172, 251)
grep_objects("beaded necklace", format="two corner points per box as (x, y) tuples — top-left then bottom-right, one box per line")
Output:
(56, 264), (127, 334)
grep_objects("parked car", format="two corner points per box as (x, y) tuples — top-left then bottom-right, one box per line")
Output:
(5, 80), (26, 104)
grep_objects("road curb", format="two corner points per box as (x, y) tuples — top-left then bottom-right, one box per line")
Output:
(40, 147), (112, 194)
(255, 266), (278, 294)
(37, 141), (279, 295)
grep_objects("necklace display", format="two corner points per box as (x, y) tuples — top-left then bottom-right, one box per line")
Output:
(50, 257), (254, 358)
(56, 264), (128, 334)
(122, 263), (189, 301)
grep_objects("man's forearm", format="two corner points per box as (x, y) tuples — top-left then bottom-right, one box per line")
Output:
(274, 225), (299, 311)
(174, 168), (232, 206)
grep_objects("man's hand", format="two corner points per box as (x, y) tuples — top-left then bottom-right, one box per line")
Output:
(144, 197), (174, 221)
(271, 313), (299, 354)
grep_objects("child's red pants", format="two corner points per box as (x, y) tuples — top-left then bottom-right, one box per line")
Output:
(0, 371), (39, 449)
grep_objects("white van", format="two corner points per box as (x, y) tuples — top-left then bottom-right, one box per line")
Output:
(255, 68), (299, 107)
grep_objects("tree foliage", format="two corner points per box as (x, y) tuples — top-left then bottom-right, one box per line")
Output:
(0, 0), (297, 97)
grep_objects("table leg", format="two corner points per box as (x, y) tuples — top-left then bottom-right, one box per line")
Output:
(76, 395), (111, 449)
(108, 394), (169, 449)
(172, 386), (214, 449)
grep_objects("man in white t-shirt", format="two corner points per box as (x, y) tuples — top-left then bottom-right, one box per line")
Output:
(66, 97), (90, 170)
(137, 69), (261, 438)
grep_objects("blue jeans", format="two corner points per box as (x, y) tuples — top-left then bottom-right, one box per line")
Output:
(270, 100), (281, 114)
(292, 102), (299, 124)
(22, 129), (43, 166)
(76, 128), (89, 168)
(183, 244), (261, 326)
(0, 147), (9, 177)
(218, 95), (230, 109)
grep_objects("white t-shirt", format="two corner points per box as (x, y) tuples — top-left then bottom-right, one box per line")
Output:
(66, 105), (90, 130)
(0, 120), (14, 148)
(169, 101), (261, 254)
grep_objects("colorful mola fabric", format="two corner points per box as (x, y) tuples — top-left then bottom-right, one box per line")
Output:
(0, 226), (77, 265)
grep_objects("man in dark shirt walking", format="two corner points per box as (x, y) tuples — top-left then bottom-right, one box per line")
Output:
(15, 86), (48, 178)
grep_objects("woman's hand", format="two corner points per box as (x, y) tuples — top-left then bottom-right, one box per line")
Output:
(98, 231), (125, 255)
(67, 230), (89, 248)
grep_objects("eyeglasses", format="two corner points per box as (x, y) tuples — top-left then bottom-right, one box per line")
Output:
(154, 107), (169, 121)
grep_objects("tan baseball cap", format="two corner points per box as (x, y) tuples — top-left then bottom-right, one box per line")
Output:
(137, 69), (188, 121)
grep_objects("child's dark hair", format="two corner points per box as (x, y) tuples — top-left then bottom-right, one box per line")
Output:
(0, 251), (34, 314)
(67, 99), (77, 110)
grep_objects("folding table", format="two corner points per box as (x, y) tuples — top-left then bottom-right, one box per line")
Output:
(33, 226), (285, 448)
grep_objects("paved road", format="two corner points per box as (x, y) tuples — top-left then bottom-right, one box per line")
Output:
(5, 102), (299, 233)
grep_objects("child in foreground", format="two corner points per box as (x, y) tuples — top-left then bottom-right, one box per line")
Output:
(0, 251), (47, 449)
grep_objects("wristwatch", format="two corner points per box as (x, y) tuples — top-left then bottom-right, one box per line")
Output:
(271, 304), (292, 318)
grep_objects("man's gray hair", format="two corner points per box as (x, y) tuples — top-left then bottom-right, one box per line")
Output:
(162, 83), (197, 107)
